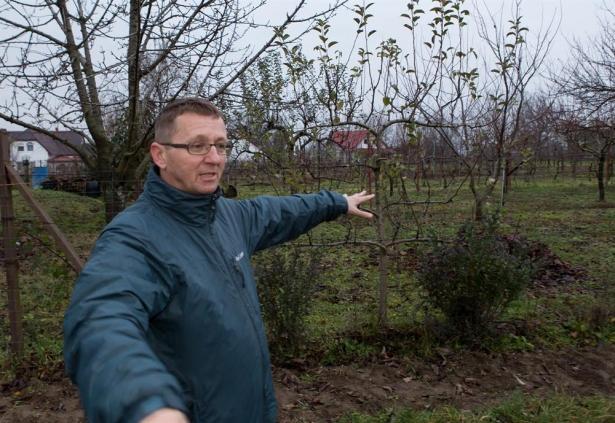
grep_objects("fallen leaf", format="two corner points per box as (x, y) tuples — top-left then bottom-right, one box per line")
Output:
(513, 374), (527, 386)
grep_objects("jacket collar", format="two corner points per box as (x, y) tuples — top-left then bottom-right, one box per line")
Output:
(142, 166), (220, 226)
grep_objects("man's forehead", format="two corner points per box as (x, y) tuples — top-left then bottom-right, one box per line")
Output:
(174, 112), (225, 125)
(186, 133), (228, 142)
(171, 114), (227, 136)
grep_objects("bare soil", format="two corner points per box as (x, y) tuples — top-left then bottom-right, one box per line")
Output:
(276, 344), (615, 422)
(1, 344), (613, 422)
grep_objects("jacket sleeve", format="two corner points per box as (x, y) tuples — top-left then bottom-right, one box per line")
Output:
(63, 218), (188, 423)
(238, 190), (348, 254)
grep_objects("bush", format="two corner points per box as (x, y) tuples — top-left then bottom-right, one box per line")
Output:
(253, 246), (321, 362)
(416, 217), (534, 341)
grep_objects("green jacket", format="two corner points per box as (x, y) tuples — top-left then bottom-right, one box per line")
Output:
(63, 168), (347, 423)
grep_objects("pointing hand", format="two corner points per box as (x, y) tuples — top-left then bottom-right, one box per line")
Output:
(343, 191), (375, 219)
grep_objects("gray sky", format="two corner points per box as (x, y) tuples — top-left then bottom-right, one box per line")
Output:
(258, 0), (606, 65)
(0, 0), (607, 131)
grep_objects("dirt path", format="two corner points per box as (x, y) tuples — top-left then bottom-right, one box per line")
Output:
(276, 344), (615, 422)
(1, 345), (613, 422)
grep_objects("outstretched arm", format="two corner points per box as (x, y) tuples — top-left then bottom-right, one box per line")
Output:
(64, 223), (188, 423)
(238, 189), (375, 254)
(344, 190), (375, 219)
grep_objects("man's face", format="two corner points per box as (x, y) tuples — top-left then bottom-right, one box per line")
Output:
(152, 112), (227, 195)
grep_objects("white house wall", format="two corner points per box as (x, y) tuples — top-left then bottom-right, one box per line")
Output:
(10, 140), (49, 166)
(230, 140), (262, 162)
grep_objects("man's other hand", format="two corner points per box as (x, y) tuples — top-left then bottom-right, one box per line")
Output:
(344, 191), (375, 219)
(140, 408), (189, 423)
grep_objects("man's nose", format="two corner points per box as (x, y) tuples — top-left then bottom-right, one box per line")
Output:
(202, 146), (225, 163)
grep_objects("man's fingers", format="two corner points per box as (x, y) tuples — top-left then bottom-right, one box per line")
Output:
(357, 193), (375, 203)
(355, 209), (374, 219)
(344, 191), (375, 219)
(351, 193), (375, 207)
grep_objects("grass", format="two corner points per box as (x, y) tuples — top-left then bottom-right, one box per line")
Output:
(502, 178), (615, 282)
(294, 175), (615, 360)
(339, 392), (615, 422)
(0, 175), (613, 376)
(0, 190), (103, 377)
(0, 174), (613, 423)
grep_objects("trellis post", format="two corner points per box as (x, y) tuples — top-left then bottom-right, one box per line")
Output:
(0, 130), (24, 358)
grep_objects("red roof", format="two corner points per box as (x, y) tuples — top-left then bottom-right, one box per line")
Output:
(330, 130), (370, 150)
(48, 155), (82, 163)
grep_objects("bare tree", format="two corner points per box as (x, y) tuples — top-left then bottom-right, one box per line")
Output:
(431, 1), (554, 221)
(468, 1), (554, 217)
(0, 0), (344, 220)
(518, 94), (562, 174)
(551, 5), (615, 201)
(211, 0), (556, 327)
(265, 0), (480, 328)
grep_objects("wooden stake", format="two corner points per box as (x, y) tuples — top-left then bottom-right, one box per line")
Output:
(5, 165), (83, 273)
(0, 130), (23, 358)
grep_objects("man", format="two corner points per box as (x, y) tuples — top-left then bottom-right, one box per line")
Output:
(63, 98), (374, 423)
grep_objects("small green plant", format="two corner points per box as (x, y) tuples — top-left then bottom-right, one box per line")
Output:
(253, 246), (321, 362)
(321, 337), (378, 365)
(416, 216), (534, 341)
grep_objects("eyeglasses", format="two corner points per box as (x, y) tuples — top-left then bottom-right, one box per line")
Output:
(158, 141), (232, 156)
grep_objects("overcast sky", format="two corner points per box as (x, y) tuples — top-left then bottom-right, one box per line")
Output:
(270, 0), (606, 61)
(1, 0), (609, 131)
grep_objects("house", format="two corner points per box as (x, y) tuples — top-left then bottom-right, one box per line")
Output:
(229, 139), (262, 162)
(6, 129), (88, 186)
(329, 129), (373, 163)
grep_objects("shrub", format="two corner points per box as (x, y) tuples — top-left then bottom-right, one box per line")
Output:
(253, 246), (321, 362)
(416, 217), (534, 341)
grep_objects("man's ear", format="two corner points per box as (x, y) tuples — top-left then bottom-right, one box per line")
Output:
(150, 141), (167, 169)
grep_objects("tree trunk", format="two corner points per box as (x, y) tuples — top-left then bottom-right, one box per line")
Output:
(126, 0), (142, 162)
(469, 176), (482, 221)
(597, 152), (606, 201)
(377, 245), (389, 329)
(95, 146), (119, 222)
(607, 148), (613, 184)
(374, 162), (388, 329)
(473, 196), (485, 221)
(414, 159), (422, 192)
(503, 156), (511, 194)
(470, 172), (497, 222)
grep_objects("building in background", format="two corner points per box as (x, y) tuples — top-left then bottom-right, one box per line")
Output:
(329, 129), (373, 163)
(6, 130), (88, 187)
